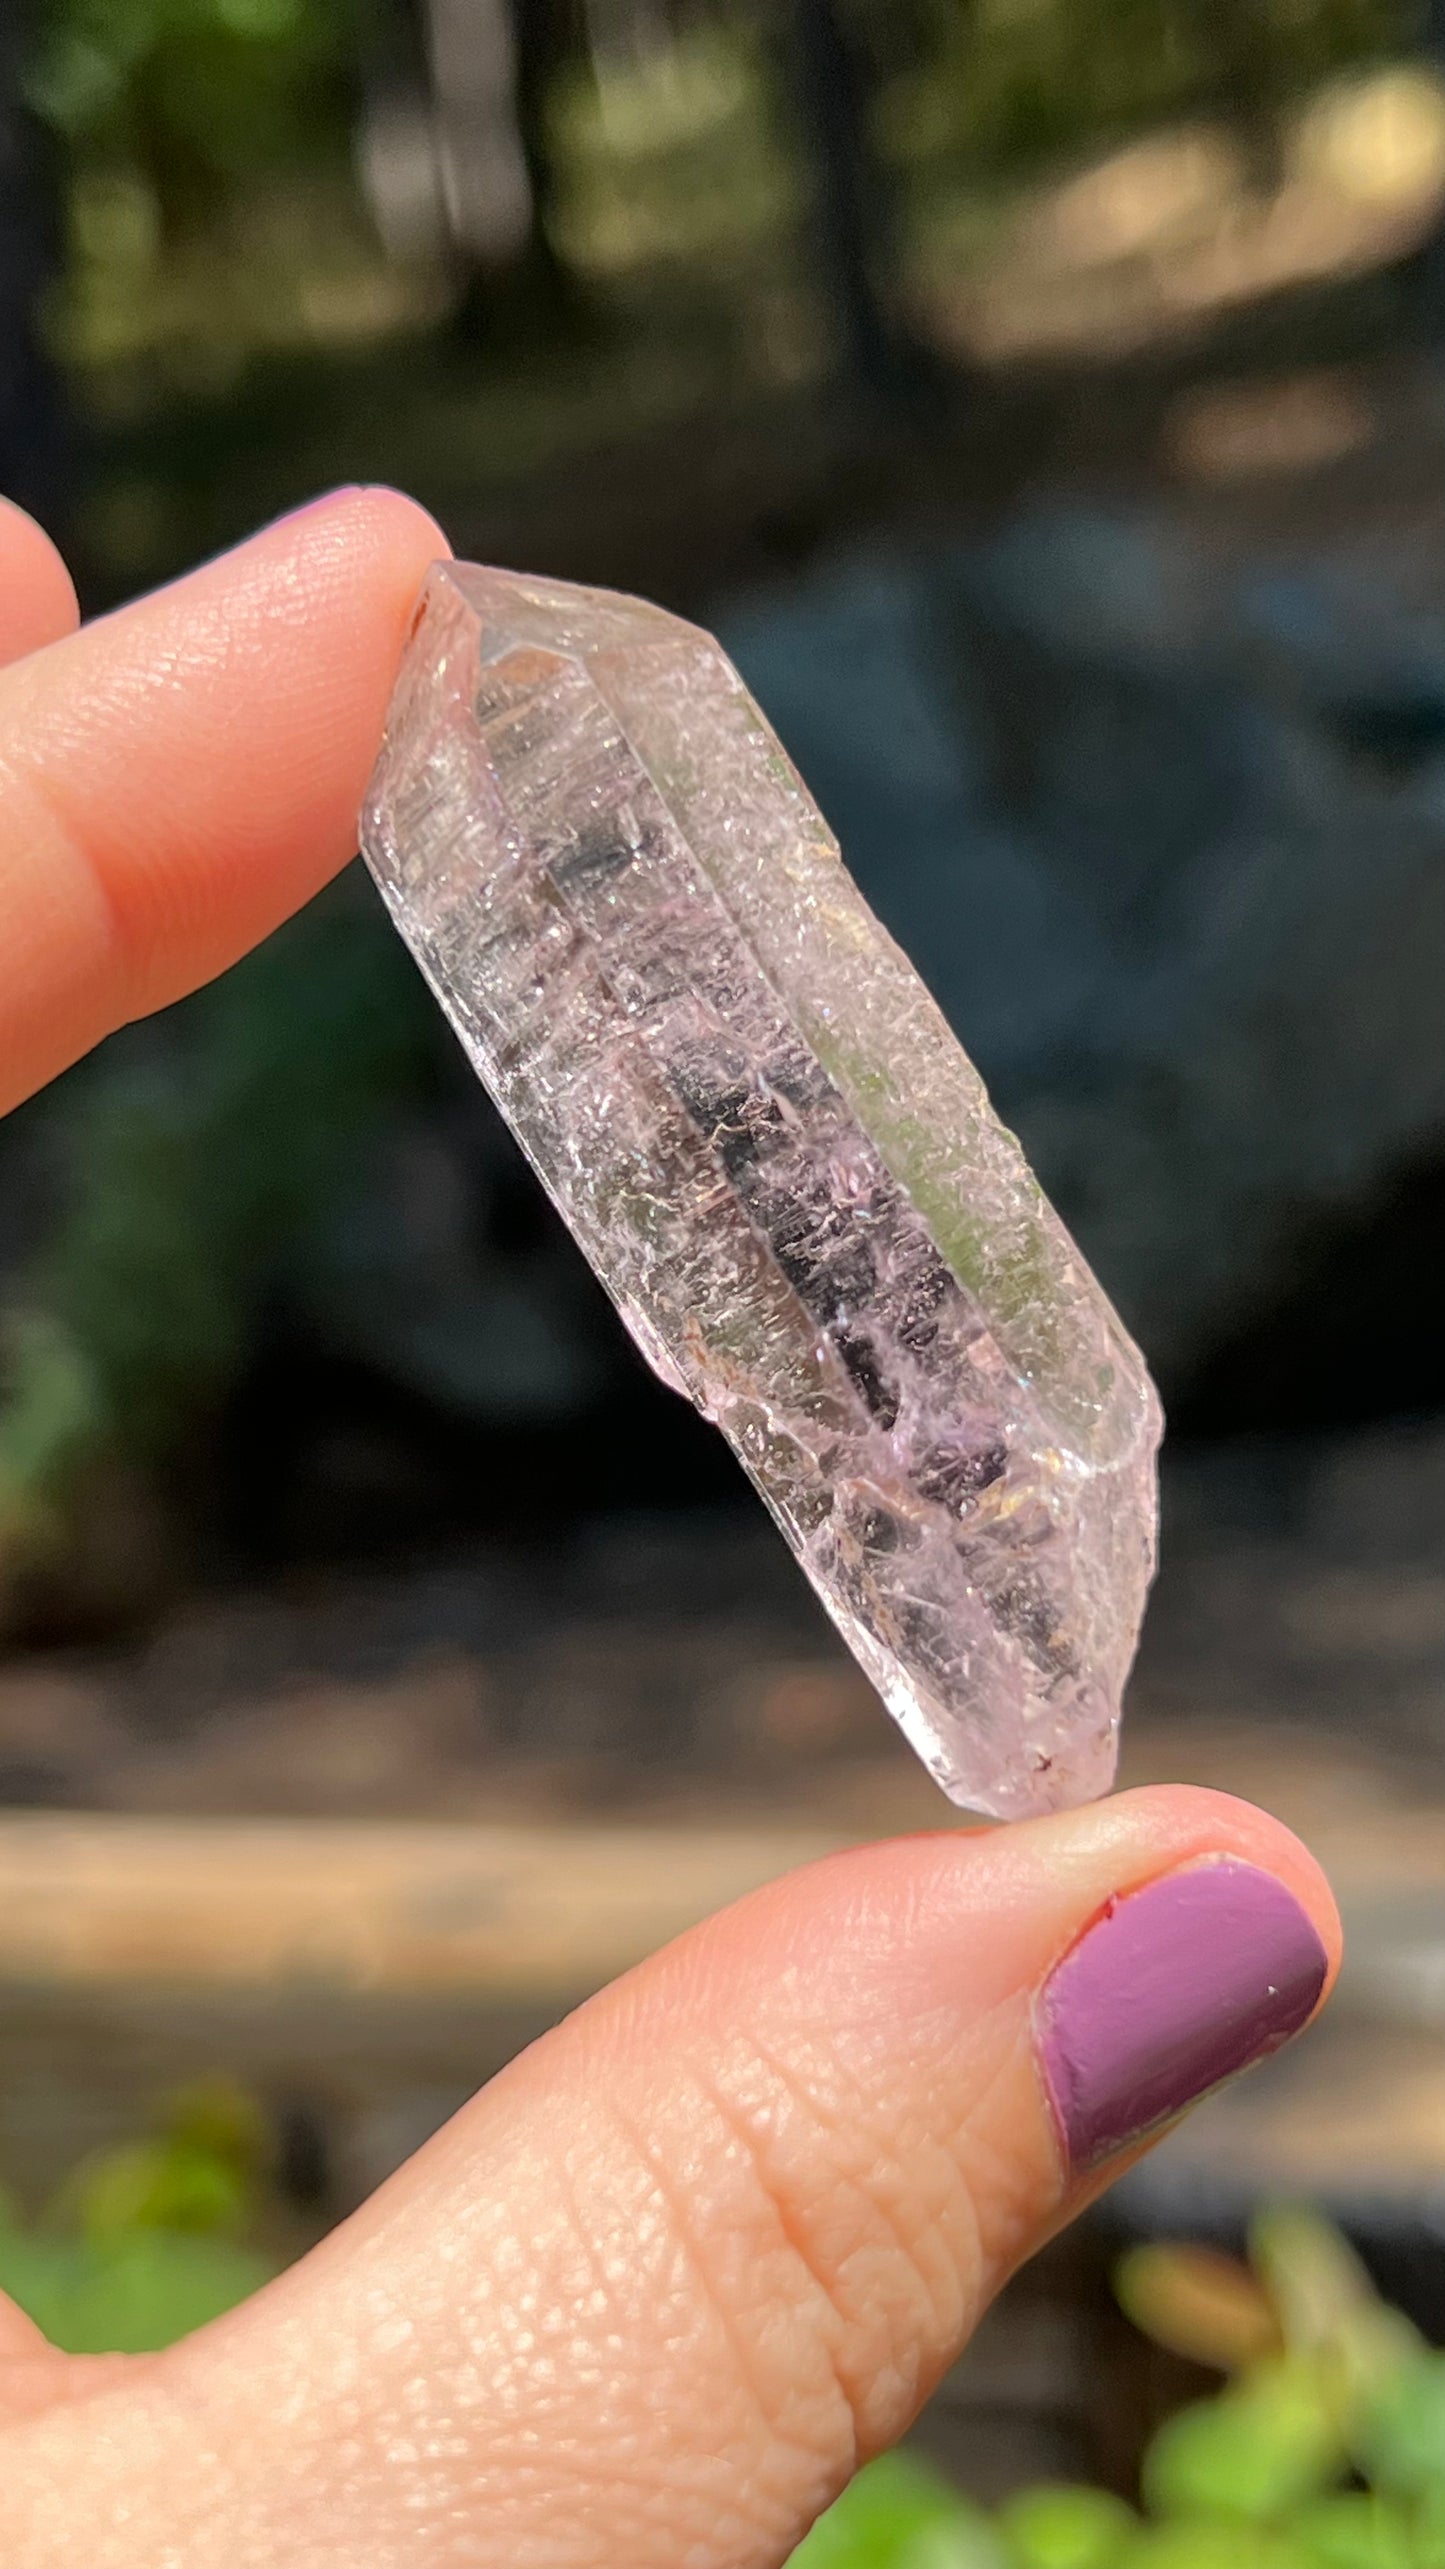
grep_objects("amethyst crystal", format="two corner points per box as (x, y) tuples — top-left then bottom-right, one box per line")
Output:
(361, 563), (1161, 1815)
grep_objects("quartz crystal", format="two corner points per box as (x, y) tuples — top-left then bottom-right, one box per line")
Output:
(361, 563), (1162, 1817)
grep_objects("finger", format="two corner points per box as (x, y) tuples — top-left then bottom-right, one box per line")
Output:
(5, 1787), (1338, 2568)
(0, 500), (79, 666)
(0, 486), (446, 1114)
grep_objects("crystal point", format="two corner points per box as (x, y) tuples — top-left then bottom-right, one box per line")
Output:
(361, 562), (1162, 1816)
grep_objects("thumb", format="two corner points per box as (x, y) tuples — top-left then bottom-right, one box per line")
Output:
(9, 1787), (1338, 2569)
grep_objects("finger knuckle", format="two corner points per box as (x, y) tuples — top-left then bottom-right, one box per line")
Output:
(616, 2031), (987, 2473)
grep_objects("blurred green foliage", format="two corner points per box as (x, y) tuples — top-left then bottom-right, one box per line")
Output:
(5, 0), (1432, 1571)
(876, 0), (1405, 180)
(0, 882), (434, 1594)
(0, 2075), (277, 2353)
(24, 0), (1419, 393)
(548, 24), (802, 277)
(26, 0), (358, 179)
(786, 2451), (1006, 2567)
(24, 0), (411, 381)
(996, 2484), (1139, 2567)
(790, 2210), (1445, 2567)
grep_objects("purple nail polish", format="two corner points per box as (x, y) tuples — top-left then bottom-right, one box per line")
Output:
(1036, 1860), (1328, 2176)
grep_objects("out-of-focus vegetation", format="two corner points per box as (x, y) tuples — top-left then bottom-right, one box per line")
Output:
(877, 0), (1401, 187)
(0, 882), (434, 1619)
(0, 2076), (277, 2352)
(548, 24), (801, 277)
(26, 0), (385, 382)
(790, 2210), (1445, 2566)
(7, 0), (1443, 1607)
(22, 0), (1422, 402)
(23, 0), (430, 390)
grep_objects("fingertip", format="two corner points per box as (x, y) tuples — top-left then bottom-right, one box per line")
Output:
(251, 483), (451, 588)
(1031, 1796), (1338, 2180)
(354, 482), (453, 563)
(225, 483), (452, 744)
(156, 1784), (1343, 2562)
(1088, 1782), (1343, 1995)
(0, 497), (79, 662)
(0, 482), (456, 1109)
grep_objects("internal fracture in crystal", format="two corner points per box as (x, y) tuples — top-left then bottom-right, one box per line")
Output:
(362, 563), (1163, 1816)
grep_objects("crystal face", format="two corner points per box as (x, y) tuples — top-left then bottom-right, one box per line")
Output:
(361, 563), (1162, 1817)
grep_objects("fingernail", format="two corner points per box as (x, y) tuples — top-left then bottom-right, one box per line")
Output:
(1036, 1859), (1328, 2176)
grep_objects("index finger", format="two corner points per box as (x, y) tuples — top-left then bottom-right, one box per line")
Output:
(0, 499), (80, 666)
(0, 486), (447, 1114)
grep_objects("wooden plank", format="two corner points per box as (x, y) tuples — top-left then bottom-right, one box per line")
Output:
(0, 1719), (1440, 2015)
(0, 1814), (845, 1998)
(0, 1770), (1438, 2213)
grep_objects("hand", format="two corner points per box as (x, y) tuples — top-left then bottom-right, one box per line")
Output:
(0, 491), (1340, 2566)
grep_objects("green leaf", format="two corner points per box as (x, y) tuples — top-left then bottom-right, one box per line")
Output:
(997, 2482), (1137, 2567)
(1117, 2526), (1317, 2569)
(1290, 2493), (1416, 2569)
(1250, 2211), (1381, 2359)
(1249, 2211), (1417, 2414)
(162, 2074), (269, 2170)
(64, 2139), (253, 2245)
(789, 2455), (997, 2569)
(1412, 2480), (1445, 2568)
(1116, 2244), (1280, 2373)
(1356, 2354), (1445, 2499)
(0, 2232), (271, 2353)
(904, 2522), (1009, 2569)
(46, 2075), (267, 2243)
(1142, 2363), (1345, 2525)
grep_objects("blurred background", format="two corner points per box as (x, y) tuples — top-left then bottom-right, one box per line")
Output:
(0, 0), (1444, 2539)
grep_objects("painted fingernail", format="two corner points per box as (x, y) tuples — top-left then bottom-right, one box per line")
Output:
(1036, 1859), (1328, 2176)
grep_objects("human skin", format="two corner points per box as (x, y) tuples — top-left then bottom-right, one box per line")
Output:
(0, 489), (1341, 2567)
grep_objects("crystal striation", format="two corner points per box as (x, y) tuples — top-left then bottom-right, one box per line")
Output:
(361, 563), (1162, 1816)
